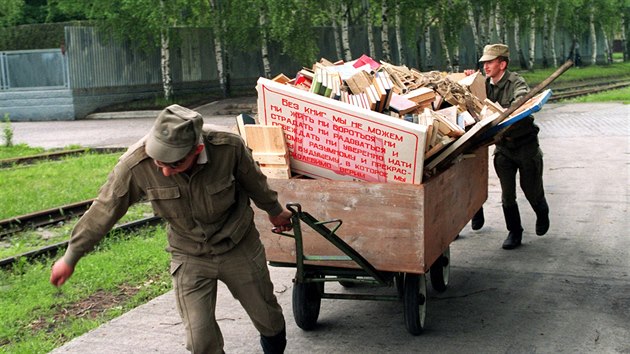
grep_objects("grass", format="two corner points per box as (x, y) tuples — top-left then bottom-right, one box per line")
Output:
(0, 152), (120, 219)
(0, 151), (169, 352)
(565, 86), (630, 104)
(0, 144), (46, 160)
(520, 61), (630, 86)
(0, 226), (171, 353)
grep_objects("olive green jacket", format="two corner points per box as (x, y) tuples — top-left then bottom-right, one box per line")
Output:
(487, 70), (540, 150)
(63, 130), (283, 267)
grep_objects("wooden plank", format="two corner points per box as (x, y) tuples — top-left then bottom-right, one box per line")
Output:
(254, 147), (488, 274)
(260, 166), (291, 179)
(243, 125), (287, 154)
(253, 152), (289, 165)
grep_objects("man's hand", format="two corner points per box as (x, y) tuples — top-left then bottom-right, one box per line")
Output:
(269, 208), (293, 232)
(463, 69), (478, 76)
(50, 259), (74, 287)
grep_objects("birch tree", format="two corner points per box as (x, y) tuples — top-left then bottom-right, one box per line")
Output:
(365, 0), (376, 57)
(394, 1), (405, 64)
(381, 0), (391, 62)
(341, 1), (353, 61)
(589, 1), (597, 64)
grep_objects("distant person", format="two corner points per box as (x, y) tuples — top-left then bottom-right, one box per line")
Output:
(465, 44), (550, 249)
(50, 104), (292, 353)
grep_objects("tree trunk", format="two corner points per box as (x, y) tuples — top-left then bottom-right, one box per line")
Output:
(622, 15), (628, 61)
(496, 2), (506, 43)
(341, 2), (352, 61)
(160, 31), (173, 101)
(528, 7), (536, 70)
(209, 0), (227, 97)
(542, 9), (549, 68)
(452, 45), (460, 73)
(381, 0), (391, 62)
(395, 2), (405, 65)
(514, 19), (527, 69)
(259, 12), (271, 78)
(550, 0), (559, 67)
(365, 0), (375, 57)
(602, 31), (612, 64)
(589, 5), (597, 65)
(331, 3), (342, 60)
(438, 25), (452, 72)
(467, 3), (482, 66)
(424, 25), (433, 70)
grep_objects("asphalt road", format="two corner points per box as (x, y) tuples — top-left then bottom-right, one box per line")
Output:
(13, 102), (629, 353)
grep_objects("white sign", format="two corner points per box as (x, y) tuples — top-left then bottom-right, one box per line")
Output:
(256, 78), (427, 184)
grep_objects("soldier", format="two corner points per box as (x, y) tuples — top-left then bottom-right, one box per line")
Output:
(50, 104), (292, 353)
(466, 44), (550, 249)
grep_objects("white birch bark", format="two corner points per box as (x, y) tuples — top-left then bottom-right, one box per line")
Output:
(395, 2), (405, 64)
(209, 0), (227, 96)
(550, 0), (559, 67)
(453, 45), (460, 73)
(381, 0), (391, 61)
(259, 11), (271, 78)
(424, 25), (433, 70)
(341, 2), (352, 61)
(438, 25), (452, 72)
(528, 7), (536, 69)
(589, 5), (597, 64)
(602, 31), (612, 64)
(366, 0), (375, 57)
(160, 31), (173, 101)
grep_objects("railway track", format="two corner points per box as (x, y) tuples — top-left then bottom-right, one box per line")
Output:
(0, 147), (126, 168)
(547, 78), (630, 102)
(0, 215), (162, 268)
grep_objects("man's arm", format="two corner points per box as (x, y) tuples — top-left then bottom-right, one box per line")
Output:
(50, 161), (142, 287)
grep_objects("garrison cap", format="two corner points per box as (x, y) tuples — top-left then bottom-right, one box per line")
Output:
(479, 43), (510, 62)
(145, 104), (203, 163)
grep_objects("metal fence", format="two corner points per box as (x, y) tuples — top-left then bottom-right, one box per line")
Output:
(0, 49), (69, 90)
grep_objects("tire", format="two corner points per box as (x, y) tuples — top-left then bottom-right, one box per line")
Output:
(403, 273), (427, 335)
(430, 247), (450, 293)
(292, 277), (323, 331)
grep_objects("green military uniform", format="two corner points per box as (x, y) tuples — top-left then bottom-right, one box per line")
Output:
(63, 129), (285, 353)
(487, 70), (546, 208)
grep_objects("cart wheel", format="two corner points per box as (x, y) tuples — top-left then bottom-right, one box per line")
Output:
(430, 247), (450, 293)
(292, 277), (323, 331)
(403, 273), (427, 335)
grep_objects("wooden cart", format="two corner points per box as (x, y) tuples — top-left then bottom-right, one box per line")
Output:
(253, 147), (488, 335)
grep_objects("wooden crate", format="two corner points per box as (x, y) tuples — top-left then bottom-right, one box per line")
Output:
(254, 147), (488, 275)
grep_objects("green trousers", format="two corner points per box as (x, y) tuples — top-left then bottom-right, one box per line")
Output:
(493, 141), (546, 208)
(170, 225), (285, 354)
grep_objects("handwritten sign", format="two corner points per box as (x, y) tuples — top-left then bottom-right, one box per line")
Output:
(256, 78), (427, 184)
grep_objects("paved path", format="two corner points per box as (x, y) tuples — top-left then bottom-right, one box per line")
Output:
(10, 102), (629, 353)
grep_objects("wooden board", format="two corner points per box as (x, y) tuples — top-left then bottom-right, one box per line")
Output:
(254, 147), (488, 274)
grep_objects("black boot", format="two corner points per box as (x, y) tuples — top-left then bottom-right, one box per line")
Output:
(502, 204), (523, 250)
(471, 207), (485, 230)
(533, 198), (550, 236)
(260, 327), (286, 354)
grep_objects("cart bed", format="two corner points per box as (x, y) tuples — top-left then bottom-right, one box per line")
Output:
(254, 147), (488, 274)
